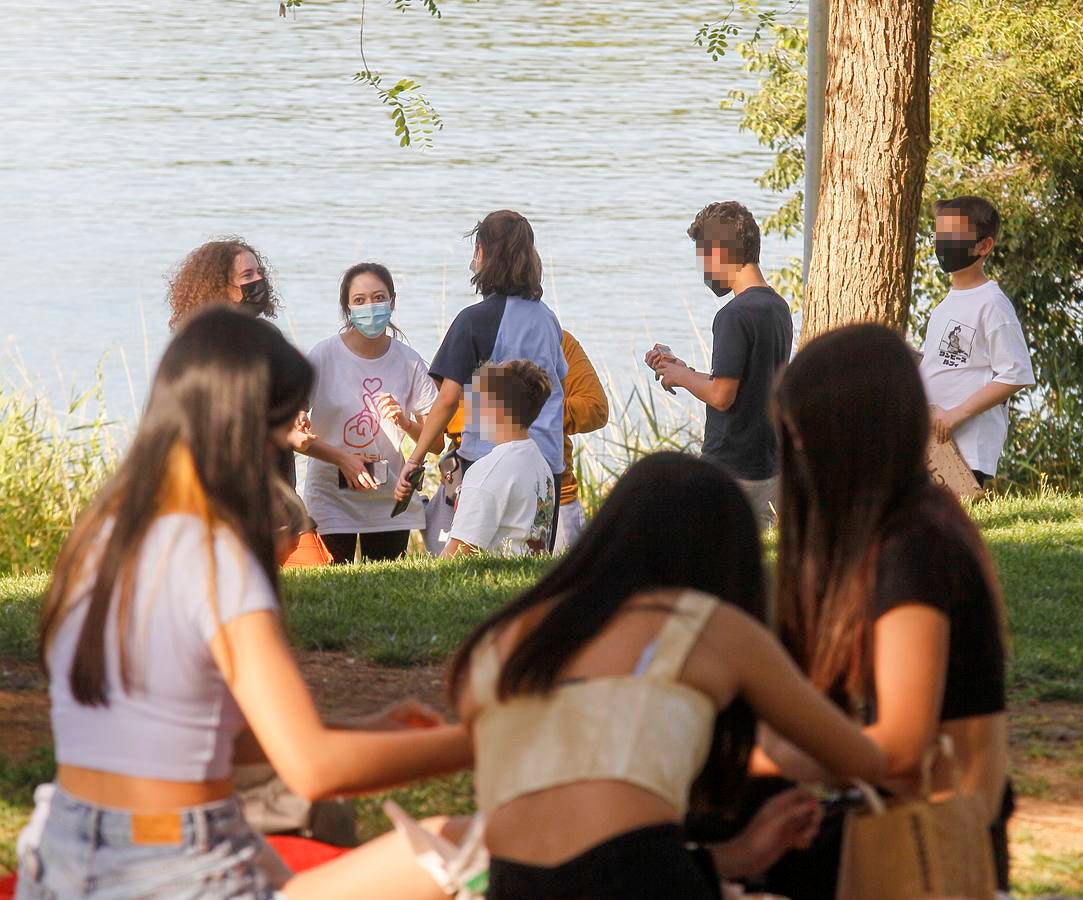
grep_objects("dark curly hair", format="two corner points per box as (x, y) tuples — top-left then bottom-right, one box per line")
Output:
(166, 238), (281, 330)
(687, 201), (761, 266)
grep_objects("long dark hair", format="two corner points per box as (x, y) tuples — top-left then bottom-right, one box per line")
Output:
(448, 451), (766, 809)
(467, 210), (544, 301)
(338, 262), (405, 340)
(773, 323), (1004, 710)
(40, 307), (313, 706)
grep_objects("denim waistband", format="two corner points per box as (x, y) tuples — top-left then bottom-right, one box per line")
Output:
(48, 786), (246, 850)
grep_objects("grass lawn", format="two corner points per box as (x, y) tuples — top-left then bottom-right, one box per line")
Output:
(0, 492), (1080, 893)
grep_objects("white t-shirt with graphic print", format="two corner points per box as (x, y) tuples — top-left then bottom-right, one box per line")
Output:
(919, 280), (1035, 475)
(304, 335), (438, 533)
(449, 439), (555, 556)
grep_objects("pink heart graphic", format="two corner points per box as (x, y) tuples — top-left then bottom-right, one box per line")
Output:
(363, 377), (383, 395)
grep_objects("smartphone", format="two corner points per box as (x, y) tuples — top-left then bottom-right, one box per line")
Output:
(338, 459), (389, 489)
(390, 464), (425, 518)
(652, 344), (678, 394)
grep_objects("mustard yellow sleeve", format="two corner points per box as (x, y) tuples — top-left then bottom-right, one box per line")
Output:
(561, 331), (609, 437)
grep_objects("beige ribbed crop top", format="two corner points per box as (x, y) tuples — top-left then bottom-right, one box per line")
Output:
(471, 590), (719, 817)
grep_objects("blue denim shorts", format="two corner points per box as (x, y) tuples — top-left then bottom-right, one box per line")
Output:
(16, 785), (289, 899)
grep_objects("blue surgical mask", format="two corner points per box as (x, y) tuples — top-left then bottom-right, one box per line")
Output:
(350, 302), (393, 338)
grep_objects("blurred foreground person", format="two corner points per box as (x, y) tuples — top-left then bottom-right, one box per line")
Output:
(17, 308), (470, 899)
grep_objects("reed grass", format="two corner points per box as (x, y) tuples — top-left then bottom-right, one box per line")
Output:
(0, 339), (1076, 577)
(0, 381), (119, 577)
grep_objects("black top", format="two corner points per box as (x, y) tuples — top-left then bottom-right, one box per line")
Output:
(873, 517), (1006, 721)
(701, 286), (792, 481)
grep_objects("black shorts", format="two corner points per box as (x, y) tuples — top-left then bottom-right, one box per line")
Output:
(486, 823), (719, 900)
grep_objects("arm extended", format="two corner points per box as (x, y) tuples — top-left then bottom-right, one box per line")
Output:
(213, 611), (473, 801)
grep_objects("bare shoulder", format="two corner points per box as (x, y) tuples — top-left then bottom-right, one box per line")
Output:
(700, 600), (769, 647)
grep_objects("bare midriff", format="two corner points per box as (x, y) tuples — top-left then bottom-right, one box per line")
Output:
(484, 779), (680, 866)
(58, 764), (234, 811)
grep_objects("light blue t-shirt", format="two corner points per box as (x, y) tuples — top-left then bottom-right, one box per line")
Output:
(429, 294), (567, 473)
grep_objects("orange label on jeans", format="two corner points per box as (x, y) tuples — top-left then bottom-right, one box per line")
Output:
(130, 812), (183, 846)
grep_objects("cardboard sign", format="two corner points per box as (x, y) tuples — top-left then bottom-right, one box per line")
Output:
(927, 437), (983, 499)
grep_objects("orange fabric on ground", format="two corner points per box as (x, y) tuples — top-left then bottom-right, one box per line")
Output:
(266, 835), (350, 871)
(559, 330), (608, 506)
(280, 531), (334, 568)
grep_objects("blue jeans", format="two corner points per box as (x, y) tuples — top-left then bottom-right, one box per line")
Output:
(16, 785), (287, 899)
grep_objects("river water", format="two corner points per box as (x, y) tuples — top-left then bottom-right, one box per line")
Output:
(1, 0), (797, 427)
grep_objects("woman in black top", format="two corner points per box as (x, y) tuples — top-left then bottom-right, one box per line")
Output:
(748, 324), (1011, 897)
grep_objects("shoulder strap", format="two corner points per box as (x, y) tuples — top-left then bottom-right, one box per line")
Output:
(469, 631), (502, 708)
(644, 591), (718, 681)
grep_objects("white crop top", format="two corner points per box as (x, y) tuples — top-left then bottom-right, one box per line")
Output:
(471, 590), (719, 817)
(49, 514), (278, 782)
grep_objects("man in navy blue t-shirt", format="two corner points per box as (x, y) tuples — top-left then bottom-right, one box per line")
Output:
(646, 201), (792, 528)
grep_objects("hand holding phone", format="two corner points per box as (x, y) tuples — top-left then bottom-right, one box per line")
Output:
(391, 462), (425, 517)
(648, 344), (678, 394)
(337, 453), (382, 491)
(338, 458), (389, 490)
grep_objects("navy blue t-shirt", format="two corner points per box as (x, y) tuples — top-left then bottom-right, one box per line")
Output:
(701, 286), (792, 481)
(429, 294), (566, 473)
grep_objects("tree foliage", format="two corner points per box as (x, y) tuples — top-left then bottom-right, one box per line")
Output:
(714, 0), (1083, 488)
(282, 0), (466, 150)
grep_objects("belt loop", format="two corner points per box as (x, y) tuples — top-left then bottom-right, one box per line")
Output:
(91, 808), (104, 850)
(193, 805), (210, 852)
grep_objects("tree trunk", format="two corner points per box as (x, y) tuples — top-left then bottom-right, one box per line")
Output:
(802, 0), (933, 342)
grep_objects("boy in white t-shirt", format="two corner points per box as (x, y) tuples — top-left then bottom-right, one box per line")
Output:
(920, 196), (1035, 485)
(442, 360), (556, 558)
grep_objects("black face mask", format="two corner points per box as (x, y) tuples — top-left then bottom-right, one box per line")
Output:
(704, 273), (731, 298)
(240, 278), (271, 314)
(935, 238), (982, 274)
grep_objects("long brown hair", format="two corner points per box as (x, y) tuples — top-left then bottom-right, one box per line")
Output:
(40, 307), (313, 706)
(448, 452), (766, 811)
(167, 238), (281, 330)
(467, 210), (544, 301)
(773, 324), (1004, 711)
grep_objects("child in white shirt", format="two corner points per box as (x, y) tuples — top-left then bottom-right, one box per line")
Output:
(920, 196), (1035, 484)
(442, 361), (556, 557)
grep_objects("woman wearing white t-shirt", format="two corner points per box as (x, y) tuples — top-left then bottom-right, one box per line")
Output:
(18, 307), (471, 899)
(301, 263), (439, 563)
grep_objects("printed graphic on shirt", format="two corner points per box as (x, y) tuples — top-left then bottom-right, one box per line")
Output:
(343, 376), (383, 449)
(936, 320), (976, 368)
(526, 478), (555, 554)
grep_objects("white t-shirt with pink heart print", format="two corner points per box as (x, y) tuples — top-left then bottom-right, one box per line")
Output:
(303, 334), (438, 533)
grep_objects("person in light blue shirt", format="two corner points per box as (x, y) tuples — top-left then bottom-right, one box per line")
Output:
(395, 210), (566, 548)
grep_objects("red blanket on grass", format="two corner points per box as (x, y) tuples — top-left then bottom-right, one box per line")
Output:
(0, 835), (349, 897)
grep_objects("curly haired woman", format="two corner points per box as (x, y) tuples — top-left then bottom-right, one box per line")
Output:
(164, 238), (331, 571)
(166, 238), (281, 330)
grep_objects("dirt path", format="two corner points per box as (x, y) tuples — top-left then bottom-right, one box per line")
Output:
(3, 652), (1081, 890)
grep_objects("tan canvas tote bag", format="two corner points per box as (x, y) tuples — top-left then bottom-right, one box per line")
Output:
(837, 736), (997, 900)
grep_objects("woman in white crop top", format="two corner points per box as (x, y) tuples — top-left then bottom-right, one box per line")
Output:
(18, 308), (471, 900)
(446, 452), (887, 899)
